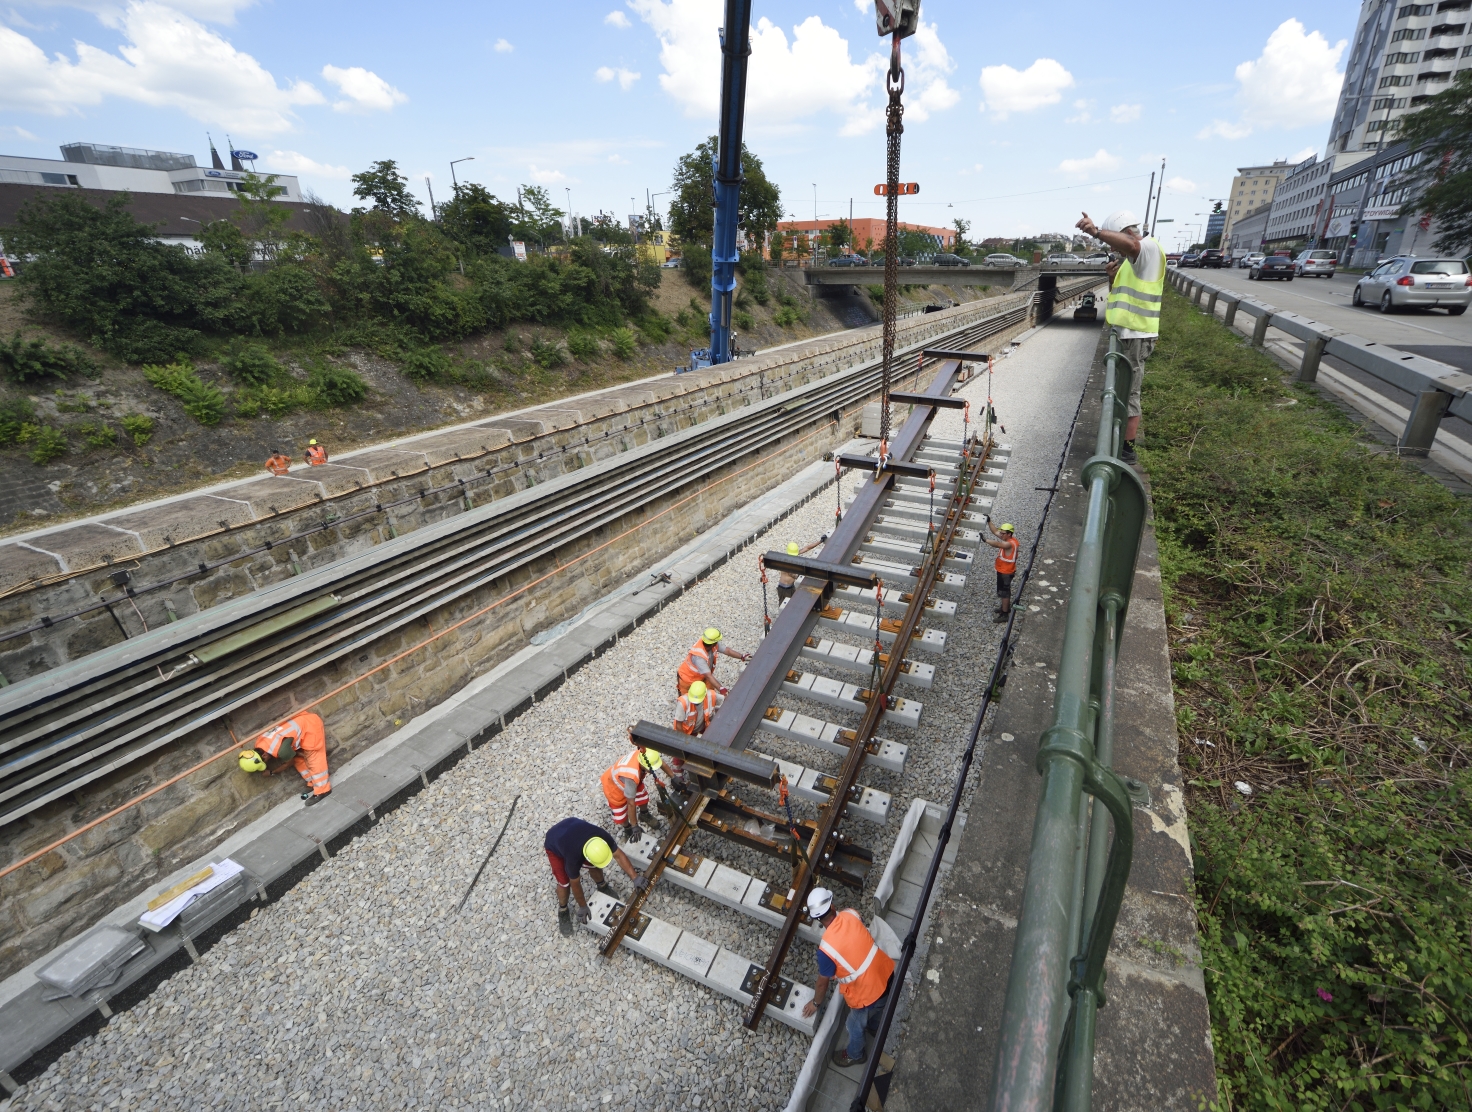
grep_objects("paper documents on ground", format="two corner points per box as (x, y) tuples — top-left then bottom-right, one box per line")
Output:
(139, 859), (245, 931)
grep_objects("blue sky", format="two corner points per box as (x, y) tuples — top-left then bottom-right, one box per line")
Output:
(2, 0), (1353, 244)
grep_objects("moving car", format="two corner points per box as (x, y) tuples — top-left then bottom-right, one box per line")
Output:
(1293, 249), (1337, 278)
(1045, 253), (1081, 266)
(1179, 252), (1201, 268)
(826, 255), (870, 267)
(1166, 252), (1183, 264)
(870, 254), (917, 267)
(1080, 252), (1110, 264)
(1249, 255), (1295, 280)
(983, 253), (1025, 267)
(1200, 249), (1225, 269)
(1352, 256), (1472, 314)
(1239, 252), (1265, 269)
(930, 253), (971, 267)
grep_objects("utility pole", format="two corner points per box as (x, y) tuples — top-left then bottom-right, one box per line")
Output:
(1152, 158), (1166, 235)
(425, 177), (437, 221)
(1142, 172), (1155, 237)
(449, 156), (474, 191)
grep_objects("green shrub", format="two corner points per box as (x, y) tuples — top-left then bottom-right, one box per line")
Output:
(222, 343), (281, 386)
(733, 309), (755, 331)
(773, 304), (803, 328)
(681, 245), (712, 289)
(0, 331), (97, 383)
(529, 335), (568, 369)
(503, 332), (522, 353)
(142, 360), (226, 425)
(120, 413), (153, 446)
(401, 347), (452, 382)
(610, 328), (636, 359)
(80, 422), (117, 449)
(866, 285), (883, 304)
(637, 315), (673, 344)
(306, 360), (368, 406)
(566, 331), (600, 361)
(0, 397), (36, 446)
(738, 253), (771, 305)
(20, 423), (67, 464)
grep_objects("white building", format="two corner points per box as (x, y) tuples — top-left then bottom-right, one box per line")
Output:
(1329, 0), (1472, 156)
(1264, 150), (1375, 248)
(0, 142), (301, 202)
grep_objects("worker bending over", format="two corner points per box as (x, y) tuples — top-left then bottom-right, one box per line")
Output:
(982, 521), (1020, 623)
(776, 535), (828, 605)
(237, 711), (332, 804)
(669, 680), (723, 790)
(544, 816), (640, 936)
(600, 747), (665, 841)
(305, 438), (328, 465)
(801, 887), (896, 1068)
(677, 627), (750, 697)
(264, 449), (292, 477)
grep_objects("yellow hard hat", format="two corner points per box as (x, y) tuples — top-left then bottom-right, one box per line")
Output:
(786, 541), (800, 556)
(702, 627), (722, 644)
(238, 750), (266, 773)
(583, 836), (613, 869)
(999, 523), (1015, 533)
(638, 748), (663, 771)
(687, 680), (708, 702)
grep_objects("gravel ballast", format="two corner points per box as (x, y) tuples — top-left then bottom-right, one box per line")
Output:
(2, 316), (1103, 1112)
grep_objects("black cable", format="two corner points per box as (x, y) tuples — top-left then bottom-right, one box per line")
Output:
(454, 793), (521, 913)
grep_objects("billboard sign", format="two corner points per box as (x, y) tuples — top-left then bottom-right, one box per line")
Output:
(1362, 204), (1402, 221)
(231, 150), (258, 161)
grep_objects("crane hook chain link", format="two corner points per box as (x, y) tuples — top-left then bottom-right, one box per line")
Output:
(879, 31), (905, 450)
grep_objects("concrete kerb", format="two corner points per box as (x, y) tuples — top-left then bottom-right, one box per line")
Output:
(0, 437), (881, 1086)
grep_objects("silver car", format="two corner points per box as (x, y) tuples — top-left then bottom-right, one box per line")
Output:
(984, 253), (1025, 267)
(1353, 256), (1472, 314)
(1240, 252), (1265, 269)
(1294, 249), (1337, 278)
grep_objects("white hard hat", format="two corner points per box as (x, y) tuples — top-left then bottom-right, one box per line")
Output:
(806, 887), (834, 918)
(1101, 210), (1141, 233)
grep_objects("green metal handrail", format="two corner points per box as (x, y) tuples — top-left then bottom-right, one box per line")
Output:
(989, 330), (1149, 1112)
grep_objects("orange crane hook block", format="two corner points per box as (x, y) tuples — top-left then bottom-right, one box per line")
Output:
(873, 182), (920, 196)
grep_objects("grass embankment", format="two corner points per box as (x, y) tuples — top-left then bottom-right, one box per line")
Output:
(1143, 290), (1472, 1110)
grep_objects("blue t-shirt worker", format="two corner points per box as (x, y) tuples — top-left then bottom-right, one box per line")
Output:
(544, 816), (642, 937)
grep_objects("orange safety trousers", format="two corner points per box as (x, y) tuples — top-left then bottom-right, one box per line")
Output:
(600, 751), (649, 824)
(257, 712), (331, 796)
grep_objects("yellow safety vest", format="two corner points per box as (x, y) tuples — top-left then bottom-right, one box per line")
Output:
(1105, 238), (1164, 335)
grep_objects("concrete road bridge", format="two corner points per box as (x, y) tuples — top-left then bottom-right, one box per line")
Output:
(799, 263), (1110, 291)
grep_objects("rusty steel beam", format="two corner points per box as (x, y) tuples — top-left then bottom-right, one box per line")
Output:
(886, 391), (968, 409)
(833, 454), (934, 479)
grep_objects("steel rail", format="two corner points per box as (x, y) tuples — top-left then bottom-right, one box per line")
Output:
(0, 311), (1030, 827)
(742, 404), (990, 1029)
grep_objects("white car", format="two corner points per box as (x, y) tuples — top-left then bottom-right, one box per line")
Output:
(1352, 256), (1471, 314)
(983, 253), (1025, 267)
(1240, 252), (1265, 270)
(1045, 253), (1081, 266)
(1294, 249), (1337, 278)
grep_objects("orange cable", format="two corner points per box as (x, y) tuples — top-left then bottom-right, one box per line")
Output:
(0, 420), (837, 882)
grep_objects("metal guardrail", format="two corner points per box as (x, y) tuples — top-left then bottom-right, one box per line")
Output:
(1169, 268), (1472, 455)
(989, 331), (1148, 1112)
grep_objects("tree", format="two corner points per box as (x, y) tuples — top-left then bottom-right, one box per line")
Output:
(825, 220), (852, 252)
(512, 185), (564, 248)
(232, 172), (291, 260)
(439, 183), (514, 256)
(1394, 71), (1472, 253)
(952, 217), (971, 254)
(352, 160), (421, 221)
(668, 136), (783, 247)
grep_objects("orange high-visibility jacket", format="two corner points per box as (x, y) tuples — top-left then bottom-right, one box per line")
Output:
(600, 749), (650, 806)
(818, 909), (895, 1010)
(677, 638), (718, 694)
(673, 688), (722, 735)
(994, 535), (1019, 575)
(306, 445), (328, 465)
(256, 712), (330, 796)
(265, 454), (291, 477)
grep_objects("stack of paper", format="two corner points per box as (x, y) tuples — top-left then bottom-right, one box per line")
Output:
(139, 859), (245, 931)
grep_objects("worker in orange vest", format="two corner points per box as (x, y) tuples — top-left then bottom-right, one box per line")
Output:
(676, 627), (750, 697)
(264, 449), (292, 477)
(801, 887), (896, 1068)
(776, 535), (827, 605)
(237, 711), (331, 804)
(305, 439), (328, 465)
(600, 747), (665, 841)
(669, 680), (723, 790)
(982, 520), (1020, 623)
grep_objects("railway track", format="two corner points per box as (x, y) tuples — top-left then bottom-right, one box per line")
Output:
(0, 295), (1066, 830)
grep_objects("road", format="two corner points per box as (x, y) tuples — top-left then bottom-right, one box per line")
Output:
(1183, 265), (1472, 477)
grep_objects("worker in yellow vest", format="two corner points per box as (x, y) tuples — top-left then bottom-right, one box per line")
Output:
(1075, 209), (1164, 464)
(800, 887), (896, 1068)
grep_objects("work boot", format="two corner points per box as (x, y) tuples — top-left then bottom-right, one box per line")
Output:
(301, 789), (331, 805)
(596, 881), (617, 898)
(993, 609), (1008, 624)
(637, 806), (662, 830)
(1120, 441), (1138, 464)
(831, 1048), (868, 1068)
(557, 907), (573, 937)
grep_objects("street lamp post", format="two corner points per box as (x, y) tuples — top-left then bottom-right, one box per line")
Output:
(449, 157), (474, 190)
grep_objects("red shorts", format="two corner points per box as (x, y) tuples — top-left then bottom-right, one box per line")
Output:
(547, 850), (571, 889)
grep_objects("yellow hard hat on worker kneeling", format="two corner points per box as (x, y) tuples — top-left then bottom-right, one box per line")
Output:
(702, 627), (722, 644)
(638, 748), (663, 771)
(584, 837), (614, 869)
(687, 681), (708, 702)
(238, 749), (267, 773)
(786, 541), (800, 556)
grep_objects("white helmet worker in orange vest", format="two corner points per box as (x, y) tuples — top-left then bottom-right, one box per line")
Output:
(237, 711), (331, 805)
(801, 886), (896, 1068)
(982, 520), (1020, 623)
(676, 627), (751, 697)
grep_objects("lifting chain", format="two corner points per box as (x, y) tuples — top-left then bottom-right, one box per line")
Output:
(869, 577), (886, 702)
(879, 32), (905, 449)
(924, 468), (936, 555)
(758, 554), (771, 637)
(834, 457), (844, 524)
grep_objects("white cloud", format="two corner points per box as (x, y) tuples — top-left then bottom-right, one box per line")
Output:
(1109, 103), (1141, 123)
(905, 19), (959, 122)
(605, 9), (631, 27)
(1199, 20), (1345, 140)
(528, 164), (568, 184)
(595, 65), (641, 90)
(0, 2), (324, 134)
(631, 0), (885, 135)
(1165, 176), (1197, 193)
(1289, 144), (1319, 162)
(1066, 98), (1094, 124)
(494, 38), (514, 53)
(0, 124), (39, 140)
(23, 0), (260, 22)
(266, 149), (349, 178)
(978, 58), (1073, 119)
(321, 64), (405, 113)
(1058, 148), (1121, 176)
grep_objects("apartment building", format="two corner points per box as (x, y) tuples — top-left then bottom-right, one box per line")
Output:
(1329, 0), (1472, 155)
(1264, 149), (1375, 249)
(1221, 162), (1290, 243)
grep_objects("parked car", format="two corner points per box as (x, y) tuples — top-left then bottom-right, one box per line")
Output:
(1240, 252), (1265, 269)
(1045, 253), (1082, 266)
(930, 253), (971, 267)
(1179, 252), (1201, 268)
(827, 255), (870, 267)
(1293, 249), (1337, 278)
(1200, 249), (1225, 269)
(1073, 292), (1098, 321)
(1249, 255), (1295, 280)
(661, 258), (682, 268)
(983, 253), (1025, 267)
(1080, 253), (1110, 265)
(1352, 256), (1472, 314)
(870, 254), (917, 267)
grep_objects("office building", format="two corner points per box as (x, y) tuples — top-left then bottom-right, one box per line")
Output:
(1221, 162), (1291, 244)
(0, 142), (301, 201)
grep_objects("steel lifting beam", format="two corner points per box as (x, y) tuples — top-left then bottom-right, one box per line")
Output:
(886, 391), (967, 409)
(628, 722), (778, 788)
(833, 453), (934, 480)
(920, 348), (988, 363)
(756, 553), (880, 593)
